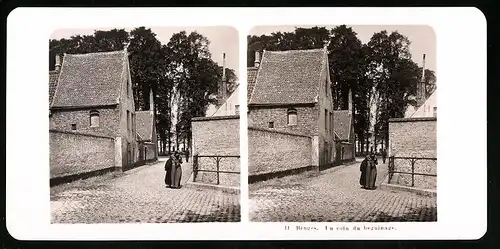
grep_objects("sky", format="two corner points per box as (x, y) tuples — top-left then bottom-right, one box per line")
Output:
(249, 25), (436, 73)
(50, 26), (240, 77)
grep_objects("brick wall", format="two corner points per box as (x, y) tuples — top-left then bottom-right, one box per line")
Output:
(50, 130), (115, 178)
(389, 117), (437, 189)
(144, 143), (156, 161)
(191, 115), (240, 186)
(248, 126), (312, 175)
(50, 107), (120, 137)
(248, 106), (319, 136)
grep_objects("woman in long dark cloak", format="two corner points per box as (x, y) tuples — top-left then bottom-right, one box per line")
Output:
(359, 155), (369, 187)
(365, 153), (378, 190)
(164, 155), (173, 187)
(171, 153), (183, 188)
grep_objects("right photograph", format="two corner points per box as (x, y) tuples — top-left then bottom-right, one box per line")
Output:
(247, 25), (437, 222)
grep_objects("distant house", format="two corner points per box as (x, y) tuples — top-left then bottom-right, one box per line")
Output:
(49, 50), (139, 178)
(405, 54), (437, 118)
(206, 53), (240, 117)
(136, 90), (158, 162)
(248, 48), (336, 172)
(209, 84), (240, 116)
(406, 90), (437, 118)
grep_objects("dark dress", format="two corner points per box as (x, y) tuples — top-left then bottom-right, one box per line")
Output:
(366, 155), (378, 189)
(359, 158), (368, 187)
(164, 157), (173, 187)
(171, 156), (183, 188)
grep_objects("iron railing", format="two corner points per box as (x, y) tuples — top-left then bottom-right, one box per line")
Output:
(388, 156), (437, 187)
(192, 155), (240, 185)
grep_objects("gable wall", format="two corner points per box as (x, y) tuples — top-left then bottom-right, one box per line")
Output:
(50, 107), (120, 138)
(316, 55), (336, 166)
(248, 106), (318, 137)
(118, 55), (139, 166)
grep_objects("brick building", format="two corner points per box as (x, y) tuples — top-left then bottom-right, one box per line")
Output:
(248, 48), (336, 173)
(49, 50), (139, 178)
(136, 89), (158, 162)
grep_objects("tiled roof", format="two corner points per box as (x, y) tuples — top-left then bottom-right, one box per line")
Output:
(136, 110), (154, 142)
(333, 110), (352, 141)
(249, 48), (326, 105)
(51, 50), (127, 108)
(247, 67), (258, 102)
(49, 70), (60, 106)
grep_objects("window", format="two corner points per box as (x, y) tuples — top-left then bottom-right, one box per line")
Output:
(71, 123), (77, 130)
(127, 110), (130, 132)
(90, 110), (100, 127)
(235, 105), (240, 115)
(287, 108), (297, 126)
(433, 107), (437, 117)
(325, 109), (328, 132)
(268, 122), (274, 128)
(329, 112), (333, 134)
(132, 113), (135, 135)
(325, 79), (329, 95)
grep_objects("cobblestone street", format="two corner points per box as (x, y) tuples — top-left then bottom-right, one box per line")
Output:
(249, 158), (437, 222)
(51, 157), (240, 223)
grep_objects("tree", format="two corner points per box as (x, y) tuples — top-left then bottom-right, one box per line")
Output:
(365, 30), (422, 150)
(128, 27), (164, 111)
(165, 31), (229, 151)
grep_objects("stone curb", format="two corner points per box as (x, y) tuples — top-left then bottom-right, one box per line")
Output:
(50, 159), (160, 187)
(183, 173), (240, 194)
(379, 175), (437, 197)
(248, 165), (319, 184)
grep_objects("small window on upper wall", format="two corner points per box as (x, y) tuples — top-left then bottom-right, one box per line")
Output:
(287, 108), (297, 126)
(268, 122), (274, 128)
(433, 107), (437, 117)
(71, 124), (77, 130)
(90, 110), (100, 127)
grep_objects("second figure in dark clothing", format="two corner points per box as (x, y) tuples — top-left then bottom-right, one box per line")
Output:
(171, 152), (183, 189)
(359, 152), (378, 190)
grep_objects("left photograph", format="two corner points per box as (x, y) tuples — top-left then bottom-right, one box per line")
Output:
(49, 26), (241, 223)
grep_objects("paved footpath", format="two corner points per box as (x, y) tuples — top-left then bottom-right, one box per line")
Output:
(51, 157), (240, 223)
(249, 157), (437, 222)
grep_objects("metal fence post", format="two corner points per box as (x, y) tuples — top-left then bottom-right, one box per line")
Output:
(388, 156), (393, 184)
(193, 155), (198, 182)
(411, 158), (415, 187)
(216, 157), (220, 185)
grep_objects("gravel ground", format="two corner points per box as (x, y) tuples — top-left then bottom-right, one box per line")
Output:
(249, 157), (437, 222)
(51, 158), (240, 223)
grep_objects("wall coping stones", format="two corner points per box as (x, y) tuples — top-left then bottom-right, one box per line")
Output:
(248, 126), (311, 138)
(389, 117), (437, 123)
(191, 115), (240, 122)
(49, 129), (114, 140)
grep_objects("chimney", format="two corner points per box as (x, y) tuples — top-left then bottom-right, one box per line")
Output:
(220, 53), (227, 103)
(149, 87), (154, 112)
(55, 54), (61, 71)
(416, 54), (426, 105)
(254, 51), (260, 68)
(348, 88), (353, 113)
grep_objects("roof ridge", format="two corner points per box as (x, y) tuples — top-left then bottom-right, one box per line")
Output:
(265, 48), (324, 53)
(64, 50), (127, 57)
